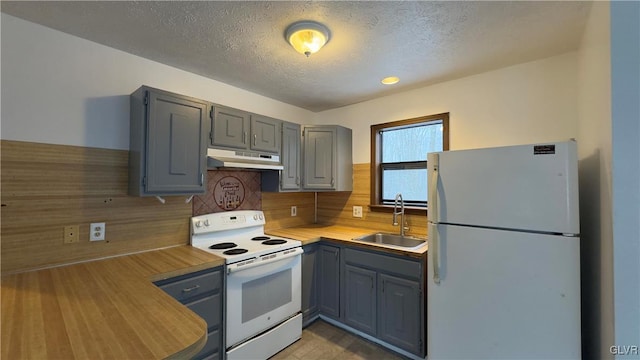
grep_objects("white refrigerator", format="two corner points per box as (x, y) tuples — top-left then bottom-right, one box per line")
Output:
(427, 141), (581, 359)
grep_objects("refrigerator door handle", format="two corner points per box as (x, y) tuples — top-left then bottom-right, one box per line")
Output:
(430, 222), (441, 284)
(428, 153), (439, 223)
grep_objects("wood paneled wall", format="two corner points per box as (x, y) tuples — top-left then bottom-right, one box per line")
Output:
(262, 192), (315, 231)
(317, 163), (428, 237)
(1, 140), (192, 274)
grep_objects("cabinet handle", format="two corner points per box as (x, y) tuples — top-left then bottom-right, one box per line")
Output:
(331, 178), (335, 187)
(200, 173), (204, 186)
(295, 177), (300, 185)
(253, 134), (257, 146)
(182, 285), (200, 293)
(243, 132), (247, 144)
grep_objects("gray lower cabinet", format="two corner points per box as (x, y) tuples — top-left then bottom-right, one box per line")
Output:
(318, 244), (341, 319)
(342, 246), (425, 357)
(344, 265), (377, 335)
(129, 86), (208, 196)
(154, 267), (224, 360)
(378, 273), (422, 355)
(301, 243), (319, 326)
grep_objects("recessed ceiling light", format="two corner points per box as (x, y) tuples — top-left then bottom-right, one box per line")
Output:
(381, 76), (400, 85)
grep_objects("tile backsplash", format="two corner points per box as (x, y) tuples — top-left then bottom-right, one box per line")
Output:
(192, 170), (262, 216)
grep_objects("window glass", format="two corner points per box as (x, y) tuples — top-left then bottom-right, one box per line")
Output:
(371, 113), (449, 210)
(382, 122), (444, 163)
(382, 168), (428, 204)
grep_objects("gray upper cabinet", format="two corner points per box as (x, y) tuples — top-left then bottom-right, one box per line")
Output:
(210, 106), (250, 150)
(262, 121), (301, 192)
(303, 125), (352, 191)
(280, 122), (302, 190)
(210, 106), (281, 154)
(129, 86), (207, 196)
(250, 114), (281, 153)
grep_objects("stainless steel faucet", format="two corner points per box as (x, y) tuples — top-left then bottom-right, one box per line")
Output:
(392, 193), (409, 236)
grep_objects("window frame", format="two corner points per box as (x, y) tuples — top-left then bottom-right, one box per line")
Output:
(370, 113), (450, 214)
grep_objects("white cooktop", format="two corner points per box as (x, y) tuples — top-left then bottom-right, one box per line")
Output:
(190, 210), (301, 264)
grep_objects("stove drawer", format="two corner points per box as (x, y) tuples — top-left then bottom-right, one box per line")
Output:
(157, 268), (222, 303)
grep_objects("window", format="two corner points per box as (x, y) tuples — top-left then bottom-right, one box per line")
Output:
(370, 113), (449, 212)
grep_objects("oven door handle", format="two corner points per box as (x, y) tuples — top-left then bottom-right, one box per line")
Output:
(227, 247), (303, 274)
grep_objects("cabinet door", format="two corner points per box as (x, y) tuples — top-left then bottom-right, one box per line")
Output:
(301, 243), (319, 326)
(344, 265), (377, 335)
(379, 273), (422, 355)
(318, 245), (340, 319)
(303, 127), (336, 190)
(146, 90), (206, 194)
(281, 122), (301, 190)
(250, 115), (280, 153)
(211, 106), (250, 149)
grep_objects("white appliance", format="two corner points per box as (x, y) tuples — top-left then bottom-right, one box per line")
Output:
(191, 210), (302, 360)
(427, 141), (581, 359)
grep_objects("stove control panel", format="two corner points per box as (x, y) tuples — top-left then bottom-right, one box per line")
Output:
(191, 210), (266, 235)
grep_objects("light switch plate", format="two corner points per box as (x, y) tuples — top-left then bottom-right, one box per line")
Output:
(291, 206), (297, 217)
(353, 206), (363, 218)
(63, 225), (80, 244)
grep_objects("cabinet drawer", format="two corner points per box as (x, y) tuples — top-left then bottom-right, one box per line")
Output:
(193, 329), (221, 360)
(187, 293), (222, 331)
(343, 248), (420, 280)
(158, 268), (222, 302)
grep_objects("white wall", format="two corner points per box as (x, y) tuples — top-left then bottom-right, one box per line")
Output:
(315, 52), (579, 163)
(576, 2), (614, 359)
(0, 14), (314, 150)
(610, 1), (640, 355)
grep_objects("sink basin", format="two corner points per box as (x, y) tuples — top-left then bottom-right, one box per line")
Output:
(353, 233), (426, 249)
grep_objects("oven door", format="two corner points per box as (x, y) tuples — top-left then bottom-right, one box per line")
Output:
(226, 249), (302, 348)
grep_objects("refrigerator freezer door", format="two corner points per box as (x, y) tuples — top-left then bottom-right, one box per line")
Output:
(427, 224), (581, 359)
(427, 141), (579, 235)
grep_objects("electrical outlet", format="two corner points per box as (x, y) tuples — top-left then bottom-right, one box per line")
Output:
(90, 222), (106, 241)
(63, 225), (80, 244)
(291, 206), (297, 217)
(353, 206), (363, 218)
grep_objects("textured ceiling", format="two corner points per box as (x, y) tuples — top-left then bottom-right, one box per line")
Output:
(1, 1), (592, 112)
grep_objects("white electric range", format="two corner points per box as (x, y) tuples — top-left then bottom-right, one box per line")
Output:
(190, 210), (302, 360)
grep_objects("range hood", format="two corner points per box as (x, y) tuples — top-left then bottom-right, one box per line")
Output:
(207, 148), (283, 170)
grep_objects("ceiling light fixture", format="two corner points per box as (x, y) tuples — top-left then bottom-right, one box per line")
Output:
(381, 76), (400, 85)
(285, 20), (330, 57)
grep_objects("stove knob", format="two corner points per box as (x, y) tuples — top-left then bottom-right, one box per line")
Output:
(259, 214), (264, 220)
(203, 219), (210, 227)
(195, 220), (202, 228)
(253, 215), (258, 220)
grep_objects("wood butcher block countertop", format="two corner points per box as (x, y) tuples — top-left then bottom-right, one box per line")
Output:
(1, 245), (225, 360)
(266, 225), (428, 258)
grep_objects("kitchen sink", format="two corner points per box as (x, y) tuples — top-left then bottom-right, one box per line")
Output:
(352, 232), (426, 249)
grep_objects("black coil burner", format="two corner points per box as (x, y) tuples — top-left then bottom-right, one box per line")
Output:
(223, 248), (248, 255)
(251, 236), (270, 241)
(209, 242), (237, 250)
(262, 239), (287, 245)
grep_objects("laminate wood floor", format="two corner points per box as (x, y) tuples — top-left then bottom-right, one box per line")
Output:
(270, 319), (407, 360)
